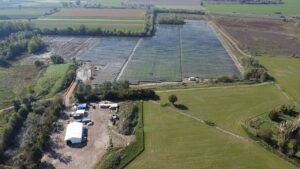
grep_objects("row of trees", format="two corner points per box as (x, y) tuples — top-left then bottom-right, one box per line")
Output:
(157, 14), (185, 25)
(75, 81), (159, 103)
(37, 25), (147, 37)
(208, 0), (283, 4)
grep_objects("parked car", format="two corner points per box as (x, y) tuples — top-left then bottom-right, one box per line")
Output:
(82, 118), (92, 124)
(86, 121), (94, 126)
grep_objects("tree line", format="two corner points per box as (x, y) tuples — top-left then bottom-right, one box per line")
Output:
(75, 81), (159, 103)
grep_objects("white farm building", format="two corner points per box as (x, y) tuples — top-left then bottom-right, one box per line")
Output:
(64, 122), (83, 145)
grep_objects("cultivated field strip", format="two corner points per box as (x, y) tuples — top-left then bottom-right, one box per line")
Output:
(119, 25), (182, 84)
(181, 20), (241, 78)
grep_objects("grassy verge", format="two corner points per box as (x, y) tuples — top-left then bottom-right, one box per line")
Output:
(34, 64), (75, 98)
(95, 101), (144, 169)
(257, 56), (300, 106)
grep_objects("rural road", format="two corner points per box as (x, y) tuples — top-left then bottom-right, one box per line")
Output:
(116, 38), (143, 81)
(63, 81), (78, 107)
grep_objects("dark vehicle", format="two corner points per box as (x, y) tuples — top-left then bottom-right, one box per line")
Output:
(82, 118), (92, 124)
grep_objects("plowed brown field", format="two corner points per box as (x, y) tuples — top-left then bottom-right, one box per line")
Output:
(214, 14), (300, 56)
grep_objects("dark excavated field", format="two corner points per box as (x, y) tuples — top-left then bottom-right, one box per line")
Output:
(214, 15), (300, 57)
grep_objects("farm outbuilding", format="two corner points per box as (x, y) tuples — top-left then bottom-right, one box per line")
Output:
(64, 122), (83, 144)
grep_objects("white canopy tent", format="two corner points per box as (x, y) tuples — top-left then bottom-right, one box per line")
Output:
(64, 122), (83, 144)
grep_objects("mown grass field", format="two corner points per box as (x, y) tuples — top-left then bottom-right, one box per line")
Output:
(157, 83), (291, 136)
(34, 64), (73, 98)
(0, 65), (39, 109)
(0, 8), (51, 19)
(127, 100), (296, 169)
(205, 0), (300, 16)
(258, 56), (300, 106)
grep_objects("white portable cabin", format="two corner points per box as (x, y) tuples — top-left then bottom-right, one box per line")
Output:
(75, 109), (85, 116)
(64, 122), (83, 144)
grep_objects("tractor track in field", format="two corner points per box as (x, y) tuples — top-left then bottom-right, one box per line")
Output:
(155, 82), (272, 93)
(116, 38), (142, 81)
(150, 100), (252, 142)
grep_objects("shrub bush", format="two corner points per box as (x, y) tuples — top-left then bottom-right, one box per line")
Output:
(257, 128), (273, 142)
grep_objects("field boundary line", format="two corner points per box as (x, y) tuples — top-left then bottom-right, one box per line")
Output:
(275, 83), (298, 106)
(209, 21), (252, 58)
(179, 28), (183, 80)
(116, 38), (142, 81)
(150, 101), (251, 142)
(208, 22), (244, 75)
(155, 82), (272, 93)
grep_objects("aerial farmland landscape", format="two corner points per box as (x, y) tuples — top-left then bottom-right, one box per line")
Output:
(0, 0), (299, 169)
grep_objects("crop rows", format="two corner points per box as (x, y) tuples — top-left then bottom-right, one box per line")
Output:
(78, 37), (139, 84)
(120, 20), (240, 83)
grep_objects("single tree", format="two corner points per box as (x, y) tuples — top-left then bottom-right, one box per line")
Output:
(12, 99), (21, 112)
(168, 94), (178, 105)
(50, 55), (64, 64)
(34, 60), (44, 69)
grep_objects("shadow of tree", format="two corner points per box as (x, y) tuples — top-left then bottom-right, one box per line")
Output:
(174, 104), (189, 110)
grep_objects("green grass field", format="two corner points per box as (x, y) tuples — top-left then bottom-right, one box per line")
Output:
(205, 0), (300, 16)
(32, 19), (145, 30)
(0, 8), (51, 19)
(34, 64), (73, 98)
(258, 56), (300, 106)
(127, 100), (296, 169)
(0, 65), (39, 109)
(158, 83), (291, 136)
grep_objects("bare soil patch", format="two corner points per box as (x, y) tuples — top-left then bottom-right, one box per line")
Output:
(20, 36), (98, 65)
(213, 14), (300, 56)
(51, 8), (145, 18)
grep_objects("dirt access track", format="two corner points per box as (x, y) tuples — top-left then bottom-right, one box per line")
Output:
(212, 14), (300, 57)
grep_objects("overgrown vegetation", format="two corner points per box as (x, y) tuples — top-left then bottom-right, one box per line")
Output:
(0, 97), (64, 168)
(0, 31), (45, 62)
(117, 102), (139, 135)
(0, 21), (33, 38)
(242, 57), (273, 82)
(247, 104), (300, 166)
(96, 102), (144, 169)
